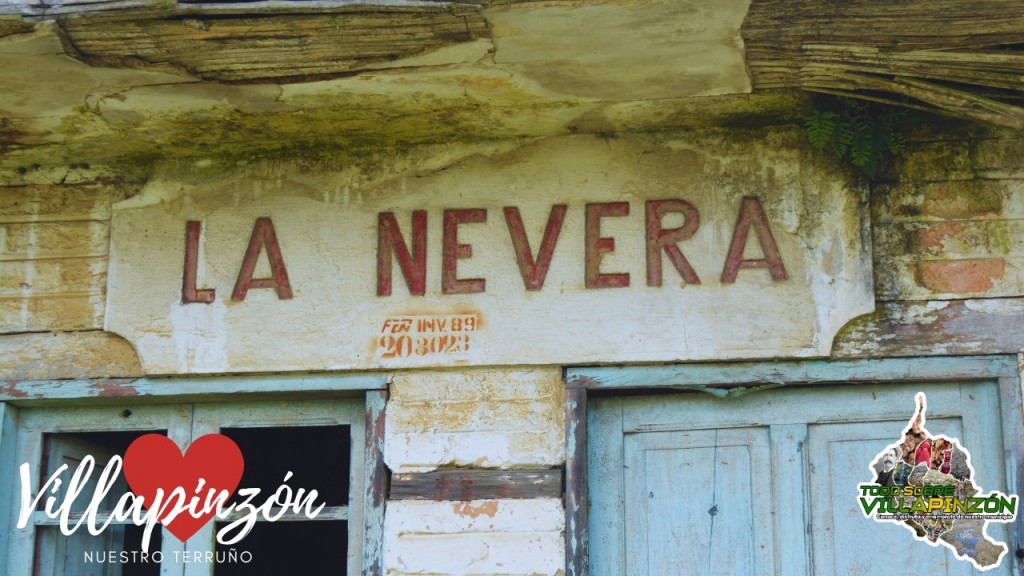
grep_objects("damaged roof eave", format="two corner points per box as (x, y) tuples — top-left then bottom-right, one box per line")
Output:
(0, 0), (775, 179)
(2, 0), (1023, 181)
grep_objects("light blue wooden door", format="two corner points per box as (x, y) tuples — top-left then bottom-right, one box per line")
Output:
(623, 427), (774, 575)
(588, 381), (1010, 576)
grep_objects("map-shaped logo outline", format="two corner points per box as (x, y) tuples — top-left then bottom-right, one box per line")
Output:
(859, 392), (1018, 571)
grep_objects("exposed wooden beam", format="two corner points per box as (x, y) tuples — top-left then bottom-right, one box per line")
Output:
(389, 469), (563, 500)
(54, 5), (489, 83)
(742, 0), (1024, 128)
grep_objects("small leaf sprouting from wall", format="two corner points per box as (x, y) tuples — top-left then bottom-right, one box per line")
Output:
(804, 97), (905, 178)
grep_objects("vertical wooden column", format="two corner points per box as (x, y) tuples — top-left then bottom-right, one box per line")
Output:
(364, 389), (388, 576)
(0, 403), (17, 573)
(999, 363), (1024, 572)
(566, 386), (588, 576)
(770, 423), (810, 575)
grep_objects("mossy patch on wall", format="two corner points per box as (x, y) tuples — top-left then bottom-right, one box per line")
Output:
(5, 89), (573, 182)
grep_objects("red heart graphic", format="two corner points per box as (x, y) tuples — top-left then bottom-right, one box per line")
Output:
(123, 433), (244, 542)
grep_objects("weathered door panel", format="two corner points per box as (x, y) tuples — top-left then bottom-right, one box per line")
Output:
(807, 419), (975, 576)
(589, 381), (1010, 576)
(624, 428), (773, 576)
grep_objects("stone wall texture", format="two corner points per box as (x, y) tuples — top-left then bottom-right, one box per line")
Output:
(873, 128), (1024, 301)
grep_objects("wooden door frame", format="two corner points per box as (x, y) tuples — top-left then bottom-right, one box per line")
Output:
(563, 354), (1024, 576)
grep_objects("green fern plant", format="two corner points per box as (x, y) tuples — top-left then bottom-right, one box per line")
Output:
(804, 97), (905, 178)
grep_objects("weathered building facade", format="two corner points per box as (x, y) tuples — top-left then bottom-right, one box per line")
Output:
(1, 0), (1023, 574)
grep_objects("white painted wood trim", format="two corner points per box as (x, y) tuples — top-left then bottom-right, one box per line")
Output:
(567, 355), (1018, 389)
(0, 373), (387, 404)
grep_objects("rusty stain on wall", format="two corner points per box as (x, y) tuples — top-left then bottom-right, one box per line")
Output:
(0, 380), (28, 398)
(453, 501), (499, 519)
(872, 130), (1024, 302)
(915, 259), (1006, 294)
(87, 379), (141, 398)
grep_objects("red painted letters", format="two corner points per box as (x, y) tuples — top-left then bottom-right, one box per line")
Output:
(645, 199), (701, 286)
(377, 211), (427, 296)
(232, 217), (293, 301)
(442, 209), (487, 294)
(182, 221), (216, 304)
(721, 197), (788, 283)
(585, 202), (631, 289)
(181, 197), (788, 302)
(504, 205), (566, 291)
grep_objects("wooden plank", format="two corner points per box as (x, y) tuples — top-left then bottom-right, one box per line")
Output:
(161, 403), (191, 567)
(2, 0), (517, 19)
(620, 382), (970, 433)
(741, 0), (1024, 127)
(800, 45), (1024, 91)
(0, 1), (43, 17)
(0, 19), (35, 37)
(179, 0), (463, 8)
(1, 0), (159, 18)
(0, 403), (17, 574)
(215, 504), (348, 522)
(348, 397), (369, 576)
(833, 299), (1024, 359)
(363, 389), (387, 576)
(5, 400), (42, 575)
(623, 427), (774, 576)
(805, 418), (976, 575)
(388, 469), (562, 501)
(55, 5), (489, 83)
(999, 371), (1024, 575)
(565, 387), (587, 576)
(587, 397), (624, 576)
(0, 373), (387, 403)
(770, 424), (809, 576)
(566, 355), (1018, 390)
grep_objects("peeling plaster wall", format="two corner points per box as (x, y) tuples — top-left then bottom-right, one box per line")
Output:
(384, 498), (565, 575)
(832, 125), (1024, 359)
(100, 131), (872, 374)
(874, 129), (1024, 300)
(383, 369), (566, 575)
(0, 181), (126, 333)
(385, 368), (565, 473)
